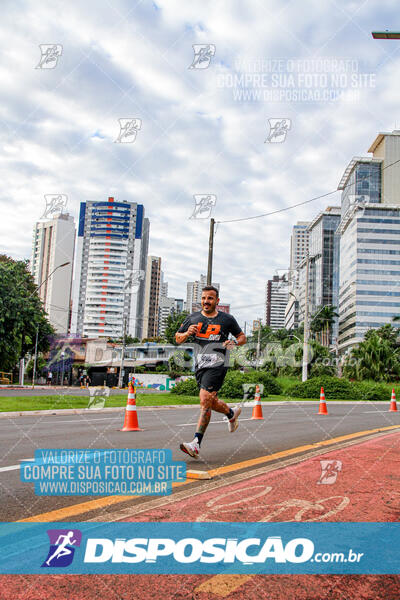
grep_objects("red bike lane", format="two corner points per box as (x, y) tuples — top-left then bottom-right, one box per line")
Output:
(1, 430), (400, 599)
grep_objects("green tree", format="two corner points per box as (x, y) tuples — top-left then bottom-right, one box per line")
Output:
(310, 305), (338, 346)
(108, 335), (139, 345)
(365, 323), (398, 346)
(26, 356), (47, 377)
(0, 255), (55, 371)
(163, 311), (189, 345)
(343, 328), (400, 381)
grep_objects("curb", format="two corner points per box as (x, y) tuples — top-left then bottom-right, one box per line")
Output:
(0, 400), (391, 418)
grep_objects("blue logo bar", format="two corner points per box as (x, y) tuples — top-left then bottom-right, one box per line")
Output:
(0, 523), (398, 574)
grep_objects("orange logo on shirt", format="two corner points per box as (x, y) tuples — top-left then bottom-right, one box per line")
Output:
(195, 322), (221, 338)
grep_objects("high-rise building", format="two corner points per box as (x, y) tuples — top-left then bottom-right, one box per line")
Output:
(158, 296), (175, 336)
(337, 131), (400, 353)
(290, 221), (310, 271)
(142, 256), (161, 339)
(300, 207), (341, 343)
(186, 275), (220, 312)
(31, 213), (75, 333)
(285, 221), (310, 330)
(160, 272), (168, 300)
(70, 197), (149, 339)
(174, 299), (184, 313)
(266, 275), (289, 330)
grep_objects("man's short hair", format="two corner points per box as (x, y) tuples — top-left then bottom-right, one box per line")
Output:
(202, 285), (219, 298)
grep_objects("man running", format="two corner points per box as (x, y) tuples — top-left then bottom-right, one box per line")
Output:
(175, 286), (247, 459)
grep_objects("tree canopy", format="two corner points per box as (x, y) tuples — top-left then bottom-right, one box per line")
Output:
(344, 324), (400, 381)
(163, 311), (189, 345)
(0, 255), (55, 371)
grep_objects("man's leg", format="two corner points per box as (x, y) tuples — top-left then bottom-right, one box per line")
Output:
(210, 394), (231, 416)
(180, 389), (215, 458)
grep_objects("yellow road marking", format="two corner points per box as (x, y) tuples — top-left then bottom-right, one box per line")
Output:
(18, 424), (400, 522)
(195, 575), (253, 596)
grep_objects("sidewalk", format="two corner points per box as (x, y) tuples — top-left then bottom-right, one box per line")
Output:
(1, 430), (399, 599)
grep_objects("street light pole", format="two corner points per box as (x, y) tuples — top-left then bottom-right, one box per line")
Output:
(60, 351), (65, 387)
(118, 316), (127, 388)
(302, 252), (310, 382)
(207, 218), (215, 285)
(32, 326), (39, 388)
(19, 261), (71, 386)
(29, 261), (71, 299)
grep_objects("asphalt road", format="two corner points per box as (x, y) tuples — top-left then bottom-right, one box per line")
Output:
(0, 401), (399, 522)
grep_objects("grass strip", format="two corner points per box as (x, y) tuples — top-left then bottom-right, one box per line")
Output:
(0, 392), (369, 412)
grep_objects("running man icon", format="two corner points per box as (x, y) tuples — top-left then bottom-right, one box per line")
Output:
(42, 529), (82, 568)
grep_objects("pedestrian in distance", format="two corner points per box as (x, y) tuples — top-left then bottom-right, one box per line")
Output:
(47, 371), (53, 386)
(175, 286), (247, 459)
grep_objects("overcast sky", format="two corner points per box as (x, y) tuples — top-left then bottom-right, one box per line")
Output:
(1, 0), (400, 329)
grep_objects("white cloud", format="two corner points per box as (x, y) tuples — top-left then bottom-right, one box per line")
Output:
(0, 0), (399, 326)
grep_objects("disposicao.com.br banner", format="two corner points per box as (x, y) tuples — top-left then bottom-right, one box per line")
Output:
(0, 522), (398, 575)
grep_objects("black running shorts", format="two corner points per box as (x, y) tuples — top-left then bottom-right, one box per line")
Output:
(195, 365), (228, 392)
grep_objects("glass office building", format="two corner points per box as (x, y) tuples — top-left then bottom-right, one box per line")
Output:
(337, 132), (400, 353)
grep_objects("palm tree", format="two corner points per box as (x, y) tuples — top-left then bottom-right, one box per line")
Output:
(310, 305), (339, 347)
(344, 332), (400, 381)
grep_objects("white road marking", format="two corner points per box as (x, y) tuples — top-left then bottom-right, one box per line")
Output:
(0, 416), (119, 427)
(362, 410), (396, 414)
(0, 464), (22, 473)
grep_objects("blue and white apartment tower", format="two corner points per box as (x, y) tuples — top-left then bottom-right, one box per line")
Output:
(337, 131), (400, 353)
(71, 197), (149, 339)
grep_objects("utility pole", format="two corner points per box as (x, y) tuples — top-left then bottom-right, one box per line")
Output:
(256, 320), (261, 367)
(32, 326), (39, 388)
(60, 351), (65, 387)
(302, 252), (310, 382)
(118, 317), (127, 388)
(207, 218), (215, 285)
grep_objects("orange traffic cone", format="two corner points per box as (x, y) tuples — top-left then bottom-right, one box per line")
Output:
(389, 389), (398, 412)
(318, 387), (328, 415)
(120, 379), (142, 431)
(251, 384), (264, 420)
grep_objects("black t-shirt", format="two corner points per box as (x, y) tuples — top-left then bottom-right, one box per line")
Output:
(178, 311), (242, 370)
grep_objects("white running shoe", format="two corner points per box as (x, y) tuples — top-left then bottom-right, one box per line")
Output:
(228, 406), (241, 432)
(180, 439), (200, 459)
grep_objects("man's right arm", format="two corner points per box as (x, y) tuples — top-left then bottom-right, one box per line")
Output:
(175, 323), (198, 344)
